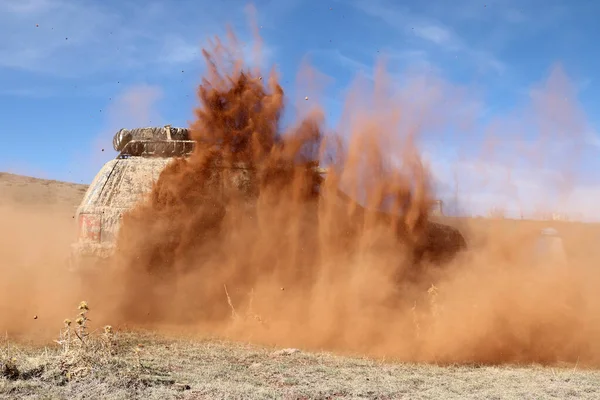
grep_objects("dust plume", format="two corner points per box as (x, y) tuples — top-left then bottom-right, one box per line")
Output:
(0, 203), (82, 342)
(100, 27), (600, 366)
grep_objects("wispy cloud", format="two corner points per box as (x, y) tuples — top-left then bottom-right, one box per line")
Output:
(451, 0), (568, 29)
(159, 36), (202, 65)
(419, 62), (599, 220)
(0, 87), (56, 98)
(583, 129), (600, 148)
(412, 25), (455, 48)
(309, 49), (372, 77)
(430, 154), (600, 221)
(0, 0), (275, 78)
(1, 0), (54, 14)
(447, 0), (529, 24)
(66, 84), (165, 183)
(349, 0), (506, 75)
(0, 0), (130, 76)
(104, 85), (164, 131)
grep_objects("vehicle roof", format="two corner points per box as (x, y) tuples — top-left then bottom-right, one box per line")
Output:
(79, 157), (172, 209)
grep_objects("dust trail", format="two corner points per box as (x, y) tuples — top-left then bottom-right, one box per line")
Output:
(0, 35), (595, 365)
(97, 26), (600, 366)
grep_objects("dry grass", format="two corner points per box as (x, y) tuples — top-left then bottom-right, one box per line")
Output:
(2, 332), (600, 399)
(1, 300), (600, 400)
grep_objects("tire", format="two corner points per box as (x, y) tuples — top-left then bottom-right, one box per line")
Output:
(113, 127), (191, 153)
(113, 129), (133, 152)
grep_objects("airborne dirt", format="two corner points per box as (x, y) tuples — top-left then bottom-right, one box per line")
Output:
(83, 27), (600, 367)
(1, 26), (600, 375)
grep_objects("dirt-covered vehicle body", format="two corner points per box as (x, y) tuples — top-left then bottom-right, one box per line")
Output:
(70, 126), (467, 272)
(70, 125), (278, 270)
(69, 126), (194, 270)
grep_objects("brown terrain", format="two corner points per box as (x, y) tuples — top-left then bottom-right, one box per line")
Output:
(0, 172), (88, 208)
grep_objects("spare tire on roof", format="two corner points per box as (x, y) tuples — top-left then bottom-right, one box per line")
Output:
(112, 126), (192, 152)
(113, 129), (132, 152)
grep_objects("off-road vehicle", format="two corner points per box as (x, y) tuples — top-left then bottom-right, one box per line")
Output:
(69, 126), (195, 271)
(69, 125), (466, 272)
(70, 125), (310, 270)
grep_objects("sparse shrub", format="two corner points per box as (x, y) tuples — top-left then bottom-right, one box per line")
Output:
(0, 300), (188, 395)
(51, 300), (120, 382)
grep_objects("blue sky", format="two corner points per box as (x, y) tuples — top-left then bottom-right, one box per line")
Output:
(1, 0), (600, 219)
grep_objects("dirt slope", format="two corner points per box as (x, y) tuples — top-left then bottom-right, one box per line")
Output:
(0, 172), (88, 209)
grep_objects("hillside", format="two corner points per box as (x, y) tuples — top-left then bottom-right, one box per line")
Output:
(0, 172), (88, 209)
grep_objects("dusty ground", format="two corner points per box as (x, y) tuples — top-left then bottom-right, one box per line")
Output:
(1, 172), (599, 399)
(2, 330), (600, 400)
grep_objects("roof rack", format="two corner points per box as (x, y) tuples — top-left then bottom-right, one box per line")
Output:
(113, 126), (331, 175)
(117, 139), (195, 159)
(113, 125), (192, 153)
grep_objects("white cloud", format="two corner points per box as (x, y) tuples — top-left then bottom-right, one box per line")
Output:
(239, 35), (278, 72)
(423, 127), (598, 220)
(160, 36), (201, 65)
(431, 156), (600, 221)
(412, 25), (454, 47)
(584, 129), (600, 148)
(309, 49), (372, 76)
(399, 62), (600, 221)
(105, 85), (164, 131)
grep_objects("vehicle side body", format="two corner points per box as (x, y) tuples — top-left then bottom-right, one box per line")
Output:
(70, 126), (467, 272)
(70, 157), (171, 269)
